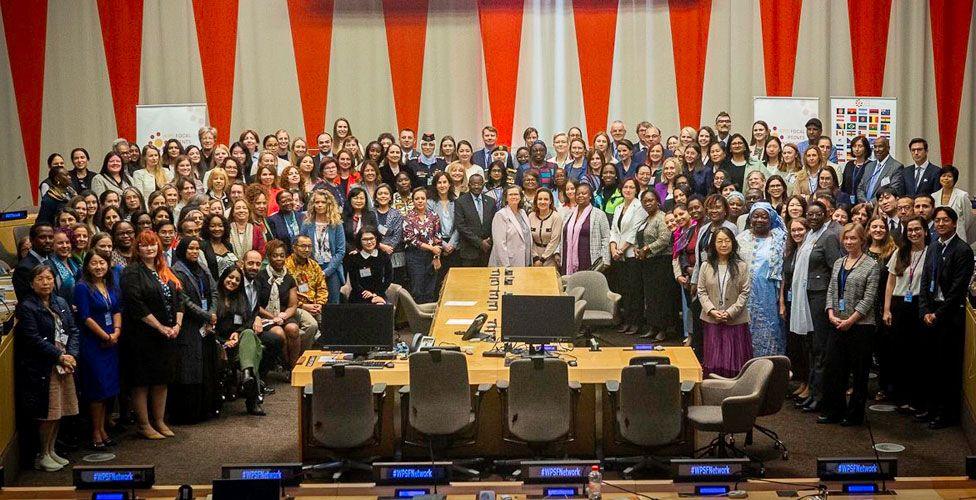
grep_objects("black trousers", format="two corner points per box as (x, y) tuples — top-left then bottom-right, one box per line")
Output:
(890, 296), (925, 408)
(459, 254), (489, 267)
(930, 303), (965, 422)
(683, 287), (703, 359)
(822, 324), (873, 423)
(806, 290), (829, 401)
(613, 257), (643, 326)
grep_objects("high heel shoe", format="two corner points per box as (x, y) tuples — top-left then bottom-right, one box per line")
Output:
(154, 422), (175, 437)
(138, 425), (165, 440)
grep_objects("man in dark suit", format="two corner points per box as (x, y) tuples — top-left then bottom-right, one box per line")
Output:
(919, 206), (975, 429)
(311, 132), (334, 175)
(901, 137), (940, 197)
(875, 187), (903, 237)
(399, 128), (419, 162)
(473, 125), (515, 171)
(267, 190), (305, 253)
(13, 223), (55, 301)
(454, 173), (496, 267)
(857, 136), (903, 202)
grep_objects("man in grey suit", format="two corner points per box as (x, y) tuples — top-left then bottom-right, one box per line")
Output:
(454, 174), (496, 267)
(856, 136), (903, 203)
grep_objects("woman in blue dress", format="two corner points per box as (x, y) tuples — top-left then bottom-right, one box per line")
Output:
(73, 251), (122, 450)
(736, 202), (787, 357)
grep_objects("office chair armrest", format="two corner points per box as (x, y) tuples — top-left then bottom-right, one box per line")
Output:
(607, 291), (622, 303)
(700, 379), (736, 406)
(476, 383), (493, 396)
(303, 384), (313, 396)
(707, 373), (734, 380)
(496, 379), (509, 391)
(418, 303), (438, 314)
(372, 383), (388, 395)
(398, 385), (410, 395)
(605, 380), (620, 393)
(680, 380), (696, 394)
(568, 380), (582, 441)
(721, 394), (763, 432)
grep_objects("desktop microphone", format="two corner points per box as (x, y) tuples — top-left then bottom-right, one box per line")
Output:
(1, 195), (22, 213)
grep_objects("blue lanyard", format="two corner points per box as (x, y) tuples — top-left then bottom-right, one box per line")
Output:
(838, 255), (863, 299)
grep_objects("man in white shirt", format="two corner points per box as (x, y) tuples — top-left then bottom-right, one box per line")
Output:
(714, 111), (732, 145)
(313, 132), (333, 173)
(609, 120), (627, 161)
(399, 128), (419, 161)
(900, 137), (940, 197)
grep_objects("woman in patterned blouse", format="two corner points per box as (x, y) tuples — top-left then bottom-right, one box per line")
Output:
(403, 186), (442, 303)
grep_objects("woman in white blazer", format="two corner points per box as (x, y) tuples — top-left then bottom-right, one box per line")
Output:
(609, 178), (649, 334)
(932, 165), (972, 243)
(131, 145), (173, 202)
(488, 185), (532, 267)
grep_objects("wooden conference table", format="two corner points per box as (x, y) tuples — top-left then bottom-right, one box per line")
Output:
(292, 267), (703, 462)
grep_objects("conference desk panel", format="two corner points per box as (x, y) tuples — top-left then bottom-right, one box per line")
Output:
(5, 478), (976, 499)
(293, 267), (702, 463)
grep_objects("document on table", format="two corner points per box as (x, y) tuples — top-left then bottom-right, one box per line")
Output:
(444, 301), (477, 307)
(446, 318), (475, 325)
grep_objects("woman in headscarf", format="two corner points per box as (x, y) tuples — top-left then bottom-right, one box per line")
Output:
(736, 202), (788, 357)
(168, 237), (218, 423)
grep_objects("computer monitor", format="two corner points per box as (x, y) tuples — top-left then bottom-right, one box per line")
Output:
(320, 303), (395, 355)
(501, 294), (576, 345)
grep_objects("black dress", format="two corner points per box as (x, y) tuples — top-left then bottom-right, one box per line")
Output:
(343, 250), (394, 303)
(169, 261), (218, 423)
(120, 263), (182, 387)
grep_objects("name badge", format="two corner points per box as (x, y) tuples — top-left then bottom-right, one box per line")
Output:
(201, 298), (209, 311)
(881, 176), (890, 185)
(839, 298), (847, 311)
(104, 312), (113, 327)
(378, 224), (388, 235)
(787, 291), (793, 302)
(56, 332), (69, 345)
(850, 195), (856, 205)
(233, 314), (243, 325)
(904, 291), (913, 303)
(298, 283), (310, 293)
(360, 268), (372, 278)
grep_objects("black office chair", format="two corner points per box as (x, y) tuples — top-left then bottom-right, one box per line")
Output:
(399, 349), (491, 478)
(498, 357), (581, 464)
(305, 365), (386, 481)
(604, 362), (694, 478)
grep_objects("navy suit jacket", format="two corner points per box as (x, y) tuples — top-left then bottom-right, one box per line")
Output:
(268, 211), (305, 251)
(901, 162), (940, 197)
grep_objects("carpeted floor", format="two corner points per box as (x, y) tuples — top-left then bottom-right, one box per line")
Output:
(12, 330), (972, 486)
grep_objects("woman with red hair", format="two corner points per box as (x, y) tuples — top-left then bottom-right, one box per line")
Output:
(120, 230), (183, 440)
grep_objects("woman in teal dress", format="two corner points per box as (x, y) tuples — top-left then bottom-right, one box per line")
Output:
(736, 202), (787, 357)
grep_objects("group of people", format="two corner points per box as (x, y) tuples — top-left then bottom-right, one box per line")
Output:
(13, 111), (976, 473)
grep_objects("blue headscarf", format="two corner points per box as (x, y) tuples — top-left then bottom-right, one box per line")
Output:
(747, 201), (785, 231)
